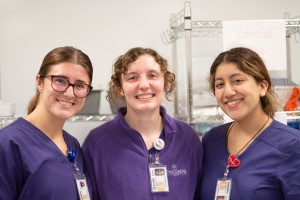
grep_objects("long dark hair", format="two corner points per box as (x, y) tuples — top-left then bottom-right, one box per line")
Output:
(209, 47), (277, 118)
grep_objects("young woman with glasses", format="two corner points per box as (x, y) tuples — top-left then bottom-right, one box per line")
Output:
(0, 46), (93, 200)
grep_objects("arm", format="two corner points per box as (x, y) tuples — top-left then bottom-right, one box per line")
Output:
(0, 137), (20, 199)
(280, 138), (300, 199)
(82, 140), (100, 200)
(194, 137), (204, 200)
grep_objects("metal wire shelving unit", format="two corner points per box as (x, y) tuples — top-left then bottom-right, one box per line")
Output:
(161, 1), (300, 126)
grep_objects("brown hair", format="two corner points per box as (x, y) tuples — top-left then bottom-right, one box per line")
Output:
(27, 46), (93, 114)
(107, 47), (175, 101)
(209, 47), (277, 118)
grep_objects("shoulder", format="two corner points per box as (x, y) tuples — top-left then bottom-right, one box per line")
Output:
(0, 118), (28, 142)
(202, 123), (230, 144)
(164, 115), (203, 150)
(264, 119), (300, 141)
(0, 118), (36, 157)
(160, 106), (196, 133)
(83, 117), (119, 147)
(160, 106), (194, 134)
(165, 115), (197, 136)
(171, 117), (195, 131)
(261, 119), (300, 153)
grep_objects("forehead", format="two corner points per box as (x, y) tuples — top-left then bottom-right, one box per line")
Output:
(126, 54), (161, 73)
(215, 62), (245, 78)
(48, 62), (90, 82)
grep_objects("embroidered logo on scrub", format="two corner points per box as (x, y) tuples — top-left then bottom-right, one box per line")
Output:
(167, 165), (187, 176)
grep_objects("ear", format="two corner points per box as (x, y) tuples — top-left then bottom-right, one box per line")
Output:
(259, 80), (268, 97)
(116, 87), (125, 97)
(164, 82), (169, 93)
(36, 75), (43, 92)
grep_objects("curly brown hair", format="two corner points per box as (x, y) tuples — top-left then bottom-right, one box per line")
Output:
(107, 47), (176, 102)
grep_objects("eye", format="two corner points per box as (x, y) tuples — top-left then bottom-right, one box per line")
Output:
(74, 83), (87, 90)
(233, 79), (243, 84)
(124, 74), (138, 81)
(148, 72), (161, 79)
(215, 82), (224, 89)
(53, 77), (68, 86)
(129, 76), (137, 80)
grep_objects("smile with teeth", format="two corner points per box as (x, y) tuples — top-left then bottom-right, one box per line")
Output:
(58, 100), (74, 107)
(136, 94), (154, 99)
(226, 99), (242, 106)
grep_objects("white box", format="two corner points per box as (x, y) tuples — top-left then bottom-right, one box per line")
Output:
(0, 102), (16, 117)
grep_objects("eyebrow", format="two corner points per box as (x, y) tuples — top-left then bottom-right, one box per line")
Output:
(123, 69), (161, 76)
(215, 72), (245, 81)
(123, 72), (136, 77)
(52, 75), (88, 84)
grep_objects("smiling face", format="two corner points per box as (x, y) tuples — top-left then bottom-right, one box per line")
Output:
(37, 62), (90, 120)
(214, 62), (268, 121)
(119, 54), (165, 114)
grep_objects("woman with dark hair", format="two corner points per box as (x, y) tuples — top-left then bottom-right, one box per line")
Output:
(0, 46), (93, 200)
(200, 47), (300, 199)
(83, 47), (203, 200)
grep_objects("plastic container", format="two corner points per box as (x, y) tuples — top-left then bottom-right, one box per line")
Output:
(0, 102), (16, 117)
(77, 90), (102, 115)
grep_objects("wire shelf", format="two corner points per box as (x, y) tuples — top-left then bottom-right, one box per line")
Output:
(162, 9), (300, 44)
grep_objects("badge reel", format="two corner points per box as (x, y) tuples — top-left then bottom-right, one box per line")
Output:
(149, 138), (169, 193)
(68, 150), (91, 200)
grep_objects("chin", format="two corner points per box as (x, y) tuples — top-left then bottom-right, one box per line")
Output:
(224, 111), (242, 121)
(57, 111), (76, 120)
(229, 115), (244, 122)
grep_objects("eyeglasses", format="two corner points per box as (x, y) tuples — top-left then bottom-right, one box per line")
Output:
(41, 75), (92, 98)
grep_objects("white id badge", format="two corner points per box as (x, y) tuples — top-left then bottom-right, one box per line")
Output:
(149, 165), (169, 193)
(74, 174), (91, 200)
(214, 178), (232, 200)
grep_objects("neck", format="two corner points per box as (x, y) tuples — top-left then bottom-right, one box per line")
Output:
(125, 112), (163, 135)
(124, 109), (163, 150)
(25, 110), (68, 156)
(26, 111), (65, 138)
(227, 115), (270, 156)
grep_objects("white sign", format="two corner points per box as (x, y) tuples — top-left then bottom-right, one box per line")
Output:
(223, 20), (286, 71)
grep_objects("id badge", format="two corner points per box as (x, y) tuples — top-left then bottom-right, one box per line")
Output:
(149, 164), (169, 193)
(74, 174), (91, 200)
(214, 178), (232, 200)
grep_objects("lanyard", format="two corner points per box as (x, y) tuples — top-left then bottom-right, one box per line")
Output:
(148, 138), (169, 193)
(67, 150), (90, 200)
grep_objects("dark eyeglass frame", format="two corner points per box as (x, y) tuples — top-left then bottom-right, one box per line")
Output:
(40, 75), (93, 98)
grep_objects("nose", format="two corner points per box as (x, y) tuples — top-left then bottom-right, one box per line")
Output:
(224, 84), (236, 97)
(63, 85), (75, 97)
(139, 76), (150, 90)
